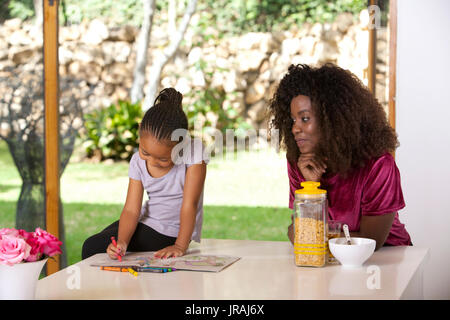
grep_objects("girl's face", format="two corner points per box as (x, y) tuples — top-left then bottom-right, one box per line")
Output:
(138, 133), (176, 169)
(290, 94), (320, 154)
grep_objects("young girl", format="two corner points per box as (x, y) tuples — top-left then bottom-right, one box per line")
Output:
(82, 88), (208, 260)
(268, 63), (411, 250)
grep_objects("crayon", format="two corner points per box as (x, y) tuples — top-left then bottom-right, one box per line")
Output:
(128, 267), (138, 277)
(110, 236), (122, 262)
(100, 266), (129, 272)
(135, 267), (176, 273)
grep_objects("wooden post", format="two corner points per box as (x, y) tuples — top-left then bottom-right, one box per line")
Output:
(388, 0), (397, 159)
(368, 0), (378, 95)
(43, 0), (60, 275)
(388, 0), (397, 132)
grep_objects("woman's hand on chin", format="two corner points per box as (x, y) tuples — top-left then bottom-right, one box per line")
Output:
(297, 153), (327, 182)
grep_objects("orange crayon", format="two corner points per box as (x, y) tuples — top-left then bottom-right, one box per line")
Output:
(100, 266), (129, 272)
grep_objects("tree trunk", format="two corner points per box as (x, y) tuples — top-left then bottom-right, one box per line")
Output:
(168, 0), (177, 35)
(33, 0), (43, 28)
(143, 0), (198, 110)
(130, 0), (156, 104)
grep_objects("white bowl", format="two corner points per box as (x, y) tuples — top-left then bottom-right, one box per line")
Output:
(328, 237), (376, 268)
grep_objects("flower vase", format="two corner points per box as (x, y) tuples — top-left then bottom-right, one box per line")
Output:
(0, 258), (48, 300)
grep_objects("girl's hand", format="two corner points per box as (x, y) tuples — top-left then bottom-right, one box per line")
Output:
(297, 153), (327, 182)
(107, 240), (127, 260)
(154, 244), (187, 259)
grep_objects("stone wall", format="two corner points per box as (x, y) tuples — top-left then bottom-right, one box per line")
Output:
(0, 9), (389, 132)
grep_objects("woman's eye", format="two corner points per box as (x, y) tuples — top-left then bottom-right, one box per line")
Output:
(302, 117), (310, 122)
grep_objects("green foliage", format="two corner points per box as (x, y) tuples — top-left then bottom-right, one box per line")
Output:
(7, 0), (34, 21)
(185, 88), (251, 134)
(80, 86), (251, 162)
(6, 0), (368, 32)
(61, 0), (145, 26)
(81, 100), (142, 161)
(1, 0), (146, 25)
(196, 0), (367, 34)
(184, 58), (253, 137)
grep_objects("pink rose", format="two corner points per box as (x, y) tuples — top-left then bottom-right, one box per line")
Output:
(15, 229), (43, 262)
(0, 235), (31, 266)
(25, 235), (43, 262)
(34, 228), (62, 257)
(18, 229), (32, 239)
(0, 228), (19, 240)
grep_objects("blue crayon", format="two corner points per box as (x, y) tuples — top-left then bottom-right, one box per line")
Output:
(135, 267), (177, 273)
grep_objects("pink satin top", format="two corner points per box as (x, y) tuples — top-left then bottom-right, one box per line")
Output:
(288, 153), (412, 246)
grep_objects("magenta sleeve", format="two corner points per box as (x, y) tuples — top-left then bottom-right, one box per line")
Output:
(361, 153), (405, 216)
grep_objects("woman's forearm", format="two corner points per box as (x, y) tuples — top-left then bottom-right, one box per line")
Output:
(288, 223), (294, 244)
(349, 230), (385, 251)
(355, 213), (395, 251)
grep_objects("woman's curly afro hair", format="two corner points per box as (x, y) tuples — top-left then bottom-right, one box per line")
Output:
(268, 63), (399, 175)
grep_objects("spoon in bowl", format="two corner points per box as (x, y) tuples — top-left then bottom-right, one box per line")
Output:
(343, 224), (352, 245)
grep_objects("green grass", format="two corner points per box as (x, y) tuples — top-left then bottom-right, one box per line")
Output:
(0, 140), (292, 267)
(202, 205), (290, 241)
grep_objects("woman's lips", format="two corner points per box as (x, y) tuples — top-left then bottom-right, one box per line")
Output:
(296, 138), (308, 147)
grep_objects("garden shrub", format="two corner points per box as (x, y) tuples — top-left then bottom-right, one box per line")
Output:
(81, 100), (142, 161)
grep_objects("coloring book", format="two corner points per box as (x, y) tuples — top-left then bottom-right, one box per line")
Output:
(89, 251), (240, 272)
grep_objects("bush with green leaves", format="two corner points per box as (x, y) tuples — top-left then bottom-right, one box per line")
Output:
(185, 88), (252, 133)
(81, 100), (142, 161)
(196, 0), (369, 35)
(3, 0), (34, 21)
(6, 0), (372, 33)
(184, 58), (253, 139)
(61, 0), (146, 26)
(80, 87), (251, 162)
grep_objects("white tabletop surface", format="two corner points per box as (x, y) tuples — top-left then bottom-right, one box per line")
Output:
(36, 238), (429, 300)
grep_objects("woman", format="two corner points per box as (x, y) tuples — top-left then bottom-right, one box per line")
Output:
(268, 63), (411, 250)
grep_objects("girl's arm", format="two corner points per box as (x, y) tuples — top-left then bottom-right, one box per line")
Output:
(350, 212), (396, 251)
(155, 162), (207, 258)
(107, 178), (143, 259)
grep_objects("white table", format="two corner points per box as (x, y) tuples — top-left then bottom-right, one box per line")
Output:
(36, 239), (429, 300)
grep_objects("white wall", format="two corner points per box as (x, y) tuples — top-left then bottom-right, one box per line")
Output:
(396, 0), (450, 299)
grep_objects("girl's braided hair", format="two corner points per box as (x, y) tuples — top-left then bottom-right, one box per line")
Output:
(268, 63), (399, 175)
(140, 88), (188, 143)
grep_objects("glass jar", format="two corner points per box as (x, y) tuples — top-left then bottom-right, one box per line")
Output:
(293, 181), (328, 267)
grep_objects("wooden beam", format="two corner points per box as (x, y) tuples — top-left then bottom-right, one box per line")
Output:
(368, 0), (378, 95)
(388, 0), (397, 131)
(388, 0), (397, 159)
(43, 0), (60, 275)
